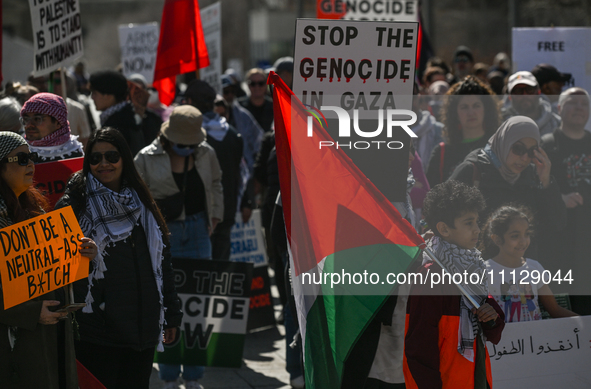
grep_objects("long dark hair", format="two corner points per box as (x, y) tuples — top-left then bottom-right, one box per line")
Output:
(83, 128), (170, 244)
(441, 76), (501, 146)
(0, 162), (48, 224)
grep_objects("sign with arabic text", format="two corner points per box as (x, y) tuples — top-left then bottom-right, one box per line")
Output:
(488, 315), (591, 387)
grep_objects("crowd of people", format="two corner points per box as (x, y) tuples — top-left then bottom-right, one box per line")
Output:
(0, 42), (589, 389)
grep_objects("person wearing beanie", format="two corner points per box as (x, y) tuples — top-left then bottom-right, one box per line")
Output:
(0, 131), (98, 389)
(20, 92), (84, 162)
(185, 79), (248, 260)
(89, 70), (145, 155)
(502, 70), (562, 136)
(453, 45), (474, 80)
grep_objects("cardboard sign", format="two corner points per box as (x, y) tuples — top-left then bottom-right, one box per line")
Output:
(118, 22), (160, 84)
(229, 210), (268, 268)
(317, 0), (418, 22)
(228, 210), (275, 331)
(29, 0), (84, 77)
(488, 316), (591, 388)
(34, 157), (83, 209)
(200, 2), (223, 95)
(292, 19), (418, 202)
(512, 27), (591, 93)
(154, 258), (253, 368)
(0, 207), (89, 309)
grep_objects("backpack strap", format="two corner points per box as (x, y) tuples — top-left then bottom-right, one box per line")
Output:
(439, 142), (445, 183)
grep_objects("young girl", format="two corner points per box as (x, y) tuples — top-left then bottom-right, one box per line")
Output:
(482, 205), (577, 322)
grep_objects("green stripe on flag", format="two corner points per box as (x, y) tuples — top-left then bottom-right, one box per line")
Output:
(304, 243), (420, 388)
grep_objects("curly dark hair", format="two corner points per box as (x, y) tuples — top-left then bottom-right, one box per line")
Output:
(423, 180), (485, 237)
(480, 205), (534, 258)
(441, 76), (501, 146)
(83, 128), (170, 244)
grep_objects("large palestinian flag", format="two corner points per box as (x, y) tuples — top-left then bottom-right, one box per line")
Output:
(268, 72), (425, 388)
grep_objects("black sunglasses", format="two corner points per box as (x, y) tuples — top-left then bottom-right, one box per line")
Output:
(2, 152), (39, 166)
(511, 143), (538, 158)
(89, 151), (121, 165)
(248, 80), (266, 87)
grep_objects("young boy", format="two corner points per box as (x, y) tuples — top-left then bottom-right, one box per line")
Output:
(403, 180), (505, 389)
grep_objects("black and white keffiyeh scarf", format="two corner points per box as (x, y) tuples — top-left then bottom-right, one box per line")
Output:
(79, 173), (167, 351)
(423, 236), (488, 362)
(99, 101), (129, 125)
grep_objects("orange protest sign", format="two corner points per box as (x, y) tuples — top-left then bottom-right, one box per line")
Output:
(0, 206), (89, 309)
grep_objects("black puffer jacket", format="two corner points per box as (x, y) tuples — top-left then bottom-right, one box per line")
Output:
(55, 173), (182, 350)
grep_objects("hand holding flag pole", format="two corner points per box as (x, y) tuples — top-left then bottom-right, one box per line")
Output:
(423, 246), (497, 328)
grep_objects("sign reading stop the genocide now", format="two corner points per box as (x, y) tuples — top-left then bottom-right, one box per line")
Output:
(0, 207), (89, 309)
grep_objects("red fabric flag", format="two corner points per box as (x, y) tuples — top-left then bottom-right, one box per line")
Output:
(76, 360), (106, 389)
(153, 0), (210, 105)
(268, 71), (424, 275)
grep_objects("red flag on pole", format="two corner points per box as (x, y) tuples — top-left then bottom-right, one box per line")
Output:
(153, 0), (210, 106)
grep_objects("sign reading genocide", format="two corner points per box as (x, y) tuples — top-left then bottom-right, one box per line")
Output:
(34, 157), (83, 209)
(118, 23), (160, 84)
(155, 258), (253, 368)
(29, 0), (84, 77)
(488, 316), (591, 387)
(0, 207), (89, 309)
(199, 2), (223, 95)
(317, 0), (418, 22)
(292, 19), (418, 202)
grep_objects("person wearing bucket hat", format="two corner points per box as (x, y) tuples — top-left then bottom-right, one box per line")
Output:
(89, 70), (145, 156)
(0, 131), (98, 388)
(502, 71), (562, 136)
(134, 105), (223, 388)
(20, 92), (85, 162)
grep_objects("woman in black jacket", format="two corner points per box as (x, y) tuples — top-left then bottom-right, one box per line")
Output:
(449, 116), (567, 259)
(426, 76), (501, 186)
(56, 128), (182, 389)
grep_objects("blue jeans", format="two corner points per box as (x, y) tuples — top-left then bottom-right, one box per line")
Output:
(158, 364), (204, 382)
(159, 211), (210, 382)
(168, 211), (211, 259)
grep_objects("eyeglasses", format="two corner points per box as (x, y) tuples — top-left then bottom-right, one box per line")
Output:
(2, 152), (39, 166)
(89, 151), (121, 165)
(511, 86), (537, 95)
(511, 143), (538, 158)
(19, 115), (49, 126)
(454, 56), (470, 64)
(248, 80), (266, 87)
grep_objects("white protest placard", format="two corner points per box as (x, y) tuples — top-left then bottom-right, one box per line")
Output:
(292, 19), (418, 202)
(512, 27), (591, 93)
(29, 0), (84, 77)
(118, 23), (159, 84)
(229, 209), (268, 268)
(200, 2), (223, 95)
(317, 0), (418, 22)
(488, 316), (591, 388)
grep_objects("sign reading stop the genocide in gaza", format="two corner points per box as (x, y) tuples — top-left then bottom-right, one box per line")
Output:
(292, 19), (418, 202)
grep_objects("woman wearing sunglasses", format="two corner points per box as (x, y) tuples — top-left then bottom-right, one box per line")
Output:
(449, 116), (567, 258)
(55, 128), (182, 389)
(0, 131), (98, 388)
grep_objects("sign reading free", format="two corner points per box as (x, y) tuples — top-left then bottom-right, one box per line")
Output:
(0, 207), (89, 309)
